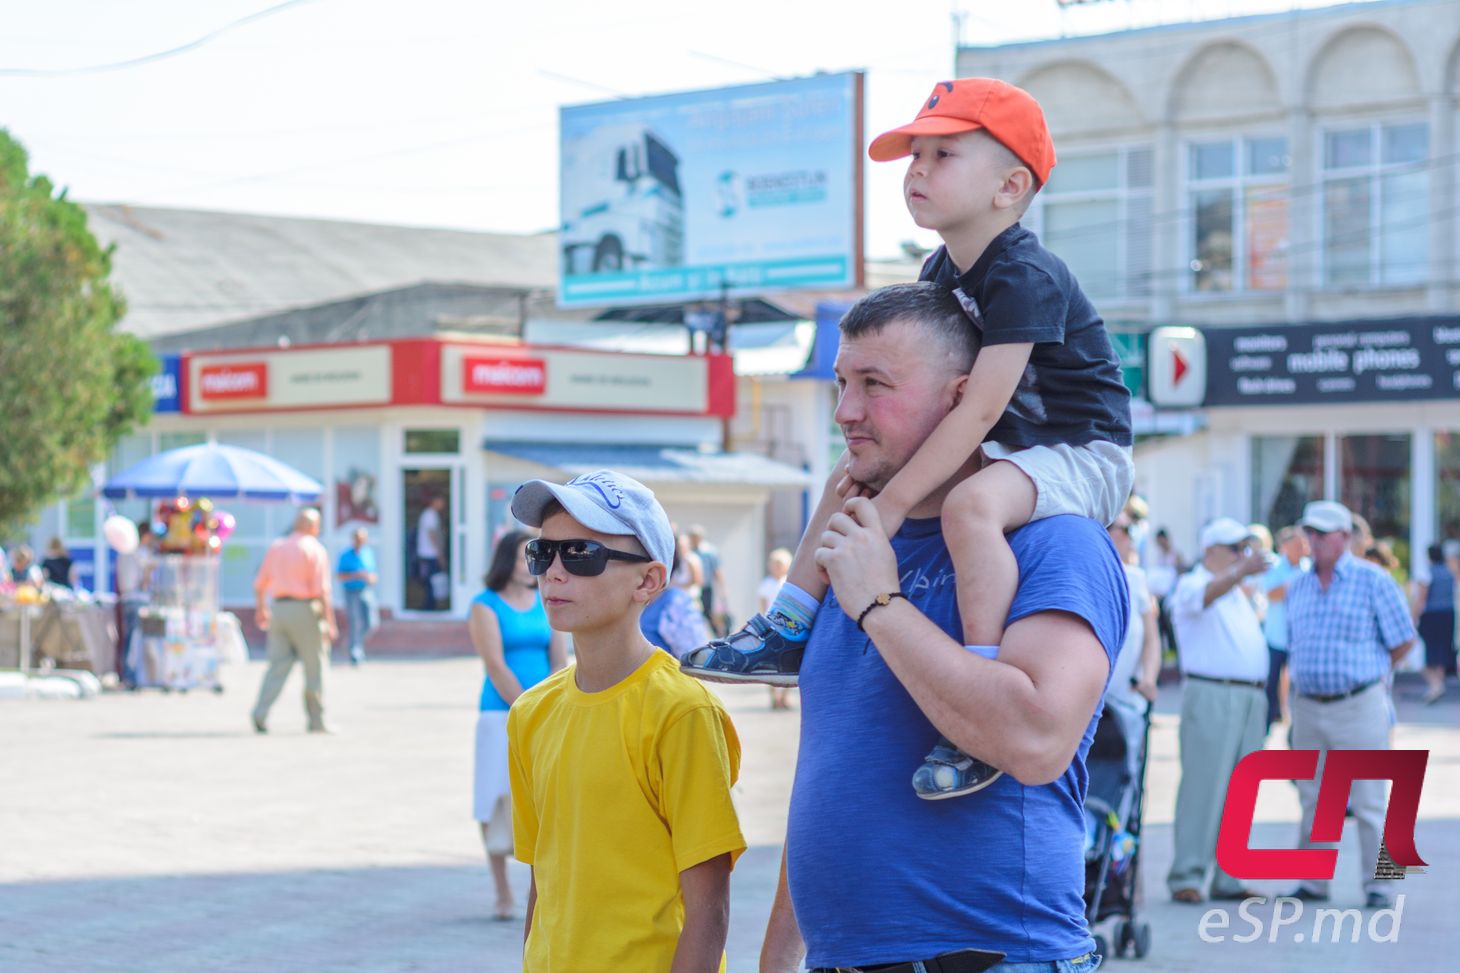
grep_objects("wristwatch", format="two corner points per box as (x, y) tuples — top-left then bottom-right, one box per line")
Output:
(856, 591), (908, 632)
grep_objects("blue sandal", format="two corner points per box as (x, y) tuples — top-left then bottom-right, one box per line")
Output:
(912, 736), (1004, 799)
(679, 613), (804, 687)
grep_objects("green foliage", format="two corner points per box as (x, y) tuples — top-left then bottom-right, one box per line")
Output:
(0, 129), (156, 533)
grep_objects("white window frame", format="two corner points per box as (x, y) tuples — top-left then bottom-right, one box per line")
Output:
(1317, 117), (1430, 289)
(1027, 142), (1154, 302)
(1183, 133), (1291, 295)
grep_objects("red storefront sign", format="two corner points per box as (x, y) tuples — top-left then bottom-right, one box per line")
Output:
(198, 362), (268, 400)
(462, 356), (547, 395)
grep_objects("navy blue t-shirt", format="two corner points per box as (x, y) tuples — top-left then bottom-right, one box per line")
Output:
(921, 225), (1132, 448)
(787, 514), (1128, 968)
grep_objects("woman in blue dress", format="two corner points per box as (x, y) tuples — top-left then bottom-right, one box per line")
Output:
(469, 529), (567, 920)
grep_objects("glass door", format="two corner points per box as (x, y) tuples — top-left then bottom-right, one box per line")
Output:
(402, 468), (456, 613)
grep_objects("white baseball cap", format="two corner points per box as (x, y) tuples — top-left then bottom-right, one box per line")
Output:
(510, 470), (675, 568)
(1199, 517), (1254, 550)
(1298, 500), (1354, 534)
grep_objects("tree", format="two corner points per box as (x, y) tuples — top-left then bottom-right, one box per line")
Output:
(0, 129), (155, 534)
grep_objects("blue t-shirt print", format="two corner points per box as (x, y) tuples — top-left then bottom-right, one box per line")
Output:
(787, 515), (1127, 968)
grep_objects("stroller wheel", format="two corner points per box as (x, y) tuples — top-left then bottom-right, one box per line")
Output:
(1093, 933), (1109, 959)
(1114, 919), (1132, 958)
(1132, 919), (1152, 958)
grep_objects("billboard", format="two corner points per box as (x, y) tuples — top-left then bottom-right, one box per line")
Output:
(558, 72), (864, 308)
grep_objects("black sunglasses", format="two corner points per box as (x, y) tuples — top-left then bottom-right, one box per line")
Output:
(525, 538), (652, 577)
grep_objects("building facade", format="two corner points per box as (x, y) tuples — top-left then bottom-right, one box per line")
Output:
(960, 0), (1460, 567)
(38, 334), (809, 628)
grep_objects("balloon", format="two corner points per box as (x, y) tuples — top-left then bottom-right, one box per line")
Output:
(214, 511), (236, 542)
(205, 535), (222, 554)
(197, 497), (214, 513)
(103, 515), (140, 554)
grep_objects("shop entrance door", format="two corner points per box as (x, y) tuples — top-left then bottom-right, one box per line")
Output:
(402, 467), (459, 613)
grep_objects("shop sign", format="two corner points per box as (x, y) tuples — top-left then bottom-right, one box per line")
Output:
(188, 347), (390, 412)
(1110, 330), (1147, 398)
(199, 362), (268, 401)
(152, 354), (183, 413)
(1148, 326), (1206, 408)
(1204, 317), (1460, 406)
(441, 344), (715, 414)
(463, 356), (548, 395)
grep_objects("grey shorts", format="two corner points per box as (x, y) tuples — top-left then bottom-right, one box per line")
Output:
(981, 440), (1133, 526)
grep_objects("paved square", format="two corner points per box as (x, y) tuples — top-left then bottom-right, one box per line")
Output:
(1, 658), (1455, 971)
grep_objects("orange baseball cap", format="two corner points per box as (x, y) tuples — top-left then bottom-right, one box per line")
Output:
(868, 78), (1056, 185)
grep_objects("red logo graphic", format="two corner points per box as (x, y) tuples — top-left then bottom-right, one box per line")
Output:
(1171, 347), (1190, 385)
(1217, 749), (1428, 880)
(198, 363), (269, 400)
(463, 356), (547, 395)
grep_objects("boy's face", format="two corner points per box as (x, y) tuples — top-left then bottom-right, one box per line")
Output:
(536, 510), (663, 633)
(903, 130), (1020, 235)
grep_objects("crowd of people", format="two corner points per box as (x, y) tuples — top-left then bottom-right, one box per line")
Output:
(0, 537), (81, 589)
(1121, 499), (1440, 913)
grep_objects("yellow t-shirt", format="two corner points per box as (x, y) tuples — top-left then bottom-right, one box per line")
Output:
(508, 648), (746, 973)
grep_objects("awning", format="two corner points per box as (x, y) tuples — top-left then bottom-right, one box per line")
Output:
(484, 442), (809, 488)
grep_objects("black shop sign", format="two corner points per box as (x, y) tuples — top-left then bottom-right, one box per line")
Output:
(1203, 316), (1460, 406)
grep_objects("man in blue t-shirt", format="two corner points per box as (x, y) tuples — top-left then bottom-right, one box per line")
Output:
(761, 283), (1127, 973)
(336, 527), (378, 665)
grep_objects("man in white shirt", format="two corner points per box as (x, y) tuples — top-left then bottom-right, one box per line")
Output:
(1166, 517), (1271, 905)
(416, 496), (446, 611)
(115, 521), (156, 687)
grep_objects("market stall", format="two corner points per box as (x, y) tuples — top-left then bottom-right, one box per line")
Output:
(102, 442), (323, 691)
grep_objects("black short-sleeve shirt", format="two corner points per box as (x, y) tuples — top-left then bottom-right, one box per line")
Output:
(920, 224), (1133, 448)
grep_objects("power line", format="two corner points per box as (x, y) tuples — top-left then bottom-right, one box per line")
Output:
(0, 0), (319, 77)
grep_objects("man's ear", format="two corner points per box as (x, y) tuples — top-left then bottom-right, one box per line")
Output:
(948, 370), (970, 409)
(635, 563), (668, 604)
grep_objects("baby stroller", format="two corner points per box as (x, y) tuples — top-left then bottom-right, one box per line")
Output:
(1082, 699), (1153, 959)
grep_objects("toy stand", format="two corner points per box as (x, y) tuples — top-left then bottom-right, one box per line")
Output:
(127, 555), (224, 692)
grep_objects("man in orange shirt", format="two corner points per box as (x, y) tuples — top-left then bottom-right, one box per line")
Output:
(251, 508), (339, 734)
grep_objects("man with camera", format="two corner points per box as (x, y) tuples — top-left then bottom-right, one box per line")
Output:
(1166, 517), (1271, 904)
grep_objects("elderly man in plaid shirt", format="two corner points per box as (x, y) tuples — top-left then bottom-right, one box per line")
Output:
(1286, 500), (1416, 910)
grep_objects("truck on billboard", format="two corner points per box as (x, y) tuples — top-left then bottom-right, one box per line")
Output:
(558, 72), (863, 308)
(562, 124), (685, 274)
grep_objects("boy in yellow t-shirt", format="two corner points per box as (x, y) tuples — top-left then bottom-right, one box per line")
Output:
(507, 470), (746, 973)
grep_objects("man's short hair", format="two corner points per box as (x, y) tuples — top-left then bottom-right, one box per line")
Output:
(839, 282), (979, 375)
